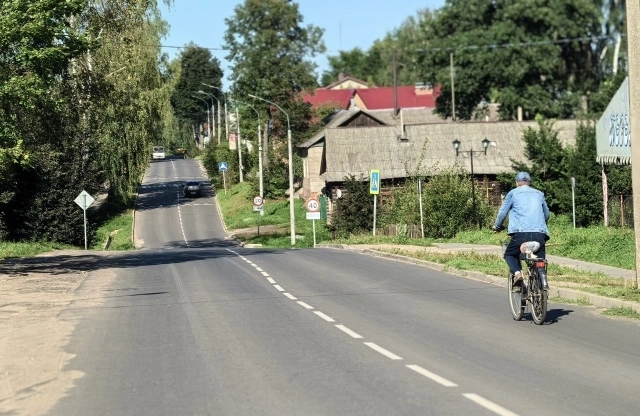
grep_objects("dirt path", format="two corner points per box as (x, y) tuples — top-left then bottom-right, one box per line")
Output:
(0, 250), (117, 416)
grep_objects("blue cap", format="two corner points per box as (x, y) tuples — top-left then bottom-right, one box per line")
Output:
(515, 172), (531, 182)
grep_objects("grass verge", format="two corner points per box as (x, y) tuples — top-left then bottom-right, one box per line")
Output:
(374, 248), (640, 303)
(602, 307), (640, 319)
(90, 195), (136, 251)
(443, 215), (635, 270)
(549, 296), (592, 306)
(0, 241), (76, 261)
(217, 183), (333, 248)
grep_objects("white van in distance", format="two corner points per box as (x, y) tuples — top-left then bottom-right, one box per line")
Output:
(152, 146), (165, 160)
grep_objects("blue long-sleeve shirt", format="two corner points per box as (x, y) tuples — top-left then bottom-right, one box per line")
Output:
(494, 185), (550, 236)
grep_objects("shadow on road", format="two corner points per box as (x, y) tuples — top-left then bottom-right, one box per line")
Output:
(0, 244), (291, 276)
(545, 308), (574, 324)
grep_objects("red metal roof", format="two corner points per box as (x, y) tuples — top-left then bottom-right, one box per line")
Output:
(356, 86), (439, 110)
(302, 89), (354, 110)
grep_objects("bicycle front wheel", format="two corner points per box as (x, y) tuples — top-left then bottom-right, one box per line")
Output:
(529, 271), (547, 325)
(508, 272), (524, 321)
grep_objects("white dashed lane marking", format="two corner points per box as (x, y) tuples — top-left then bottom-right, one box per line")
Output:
(364, 342), (402, 360)
(335, 325), (363, 339)
(171, 161), (189, 247)
(314, 311), (335, 322)
(463, 394), (520, 416)
(225, 248), (519, 416)
(406, 365), (458, 387)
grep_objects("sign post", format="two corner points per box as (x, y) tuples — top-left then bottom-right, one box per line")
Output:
(74, 190), (95, 250)
(571, 177), (576, 229)
(253, 195), (264, 235)
(218, 162), (228, 195)
(305, 198), (320, 247)
(370, 169), (380, 236)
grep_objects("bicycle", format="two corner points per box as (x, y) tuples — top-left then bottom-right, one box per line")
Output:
(500, 237), (549, 325)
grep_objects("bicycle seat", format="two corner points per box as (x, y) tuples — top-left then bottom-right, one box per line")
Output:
(520, 241), (540, 259)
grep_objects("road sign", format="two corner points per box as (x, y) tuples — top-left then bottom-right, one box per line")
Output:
(218, 162), (228, 172)
(74, 190), (95, 210)
(370, 169), (380, 195)
(253, 196), (263, 206)
(306, 198), (320, 212)
(253, 205), (264, 212)
(306, 212), (321, 220)
(74, 190), (95, 251)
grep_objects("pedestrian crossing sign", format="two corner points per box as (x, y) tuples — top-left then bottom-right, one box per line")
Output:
(370, 169), (380, 195)
(218, 162), (228, 172)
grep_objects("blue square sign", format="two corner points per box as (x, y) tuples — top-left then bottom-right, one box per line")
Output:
(218, 162), (228, 172)
(370, 169), (380, 195)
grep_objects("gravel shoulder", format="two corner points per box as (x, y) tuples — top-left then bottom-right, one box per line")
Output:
(0, 250), (118, 416)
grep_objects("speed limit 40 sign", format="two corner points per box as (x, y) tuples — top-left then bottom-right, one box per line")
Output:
(306, 198), (319, 212)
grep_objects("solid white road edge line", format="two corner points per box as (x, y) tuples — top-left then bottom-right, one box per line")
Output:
(363, 342), (402, 360)
(335, 325), (363, 339)
(406, 365), (458, 387)
(462, 394), (520, 416)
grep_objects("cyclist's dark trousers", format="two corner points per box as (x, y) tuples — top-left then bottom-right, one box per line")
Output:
(504, 232), (547, 274)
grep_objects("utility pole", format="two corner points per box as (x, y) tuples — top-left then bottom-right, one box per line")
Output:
(393, 49), (398, 116)
(217, 103), (221, 144)
(626, 0), (640, 286)
(235, 105), (244, 182)
(450, 52), (456, 121)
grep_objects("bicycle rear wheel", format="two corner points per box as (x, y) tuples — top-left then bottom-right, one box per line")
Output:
(508, 272), (524, 321)
(529, 270), (547, 325)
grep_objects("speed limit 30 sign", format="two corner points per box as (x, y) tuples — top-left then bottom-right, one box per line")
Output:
(306, 198), (319, 212)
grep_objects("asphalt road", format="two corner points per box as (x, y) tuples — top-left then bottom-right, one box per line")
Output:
(50, 158), (640, 416)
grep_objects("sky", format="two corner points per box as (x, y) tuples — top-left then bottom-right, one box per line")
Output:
(158, 0), (445, 88)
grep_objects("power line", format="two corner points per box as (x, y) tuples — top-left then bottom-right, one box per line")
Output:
(128, 33), (626, 55)
(412, 34), (624, 53)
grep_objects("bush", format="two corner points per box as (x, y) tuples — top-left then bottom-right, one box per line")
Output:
(332, 174), (373, 236)
(422, 167), (493, 238)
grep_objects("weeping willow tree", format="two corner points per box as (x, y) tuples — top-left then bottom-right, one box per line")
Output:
(81, 0), (172, 203)
(0, 0), (175, 244)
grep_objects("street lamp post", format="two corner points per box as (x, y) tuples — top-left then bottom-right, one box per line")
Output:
(452, 138), (491, 227)
(233, 102), (244, 182)
(196, 90), (219, 144)
(202, 84), (228, 145)
(248, 93), (295, 245)
(192, 95), (210, 147)
(229, 98), (264, 205)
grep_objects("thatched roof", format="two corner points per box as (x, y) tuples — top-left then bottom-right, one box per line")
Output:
(321, 120), (578, 182)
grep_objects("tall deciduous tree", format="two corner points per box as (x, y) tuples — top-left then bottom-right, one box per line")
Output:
(224, 0), (325, 196)
(423, 0), (602, 120)
(170, 44), (223, 125)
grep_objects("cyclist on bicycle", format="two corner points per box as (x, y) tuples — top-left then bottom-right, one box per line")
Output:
(492, 172), (550, 289)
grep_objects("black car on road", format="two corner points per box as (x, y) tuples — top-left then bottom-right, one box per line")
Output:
(183, 180), (202, 198)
